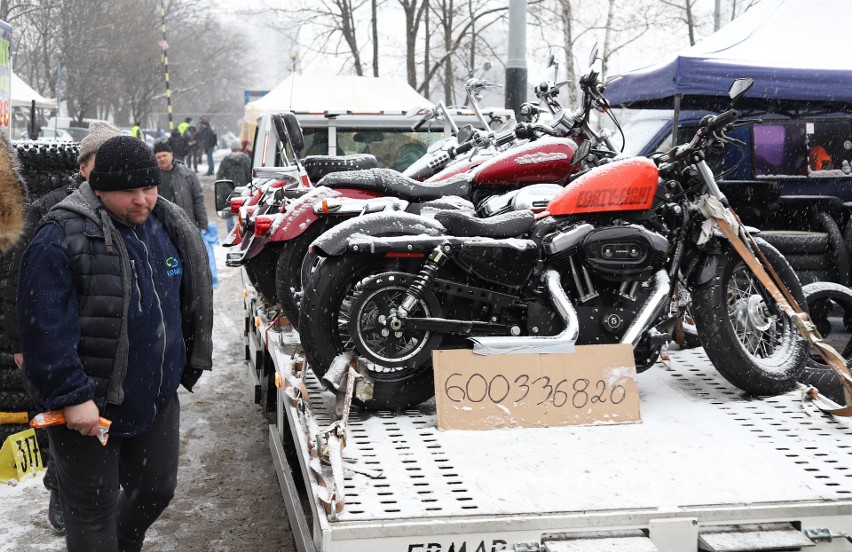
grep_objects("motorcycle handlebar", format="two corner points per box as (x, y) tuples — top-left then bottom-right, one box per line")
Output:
(705, 109), (738, 134)
(452, 140), (475, 156)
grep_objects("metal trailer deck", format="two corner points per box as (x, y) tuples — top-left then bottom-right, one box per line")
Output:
(239, 273), (852, 552)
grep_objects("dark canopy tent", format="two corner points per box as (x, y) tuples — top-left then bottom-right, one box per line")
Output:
(605, 0), (852, 114)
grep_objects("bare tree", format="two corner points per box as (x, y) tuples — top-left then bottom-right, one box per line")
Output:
(660, 0), (704, 45)
(398, 0), (429, 88)
(423, 0), (506, 104)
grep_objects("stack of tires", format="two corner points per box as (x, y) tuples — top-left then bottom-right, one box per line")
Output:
(0, 140), (79, 446)
(761, 206), (852, 405)
(760, 211), (851, 288)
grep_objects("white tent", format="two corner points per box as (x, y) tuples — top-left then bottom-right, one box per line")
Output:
(12, 71), (57, 110)
(244, 74), (431, 125)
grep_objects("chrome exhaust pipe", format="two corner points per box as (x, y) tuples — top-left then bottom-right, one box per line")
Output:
(470, 269), (579, 355)
(620, 270), (670, 347)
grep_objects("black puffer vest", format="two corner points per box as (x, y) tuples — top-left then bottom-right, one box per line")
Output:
(47, 209), (129, 408)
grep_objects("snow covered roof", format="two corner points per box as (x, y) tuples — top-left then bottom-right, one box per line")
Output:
(244, 74), (432, 124)
(606, 0), (852, 111)
(12, 71), (57, 110)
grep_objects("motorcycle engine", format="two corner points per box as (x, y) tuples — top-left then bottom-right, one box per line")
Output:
(543, 223), (668, 283)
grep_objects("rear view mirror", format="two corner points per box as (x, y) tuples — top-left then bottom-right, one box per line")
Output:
(728, 78), (754, 102)
(215, 179), (236, 213)
(456, 124), (475, 144)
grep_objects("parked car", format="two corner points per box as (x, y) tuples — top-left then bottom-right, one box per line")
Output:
(37, 127), (74, 141)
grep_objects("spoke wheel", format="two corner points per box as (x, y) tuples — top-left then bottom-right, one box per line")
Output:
(692, 237), (807, 395)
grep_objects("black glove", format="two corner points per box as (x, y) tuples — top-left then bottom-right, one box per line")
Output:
(181, 367), (205, 392)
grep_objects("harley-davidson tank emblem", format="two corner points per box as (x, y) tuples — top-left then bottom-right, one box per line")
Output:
(514, 152), (569, 165)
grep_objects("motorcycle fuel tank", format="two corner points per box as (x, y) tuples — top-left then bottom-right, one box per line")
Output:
(548, 157), (659, 215)
(472, 137), (580, 188)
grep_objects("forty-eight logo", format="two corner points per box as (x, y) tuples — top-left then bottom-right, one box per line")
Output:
(165, 257), (182, 277)
(514, 152), (569, 165)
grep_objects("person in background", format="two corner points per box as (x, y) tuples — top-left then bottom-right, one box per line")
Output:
(3, 120), (123, 535)
(17, 136), (213, 552)
(194, 119), (217, 175)
(130, 121), (142, 140)
(168, 128), (189, 163)
(215, 139), (252, 233)
(186, 125), (200, 173)
(153, 141), (208, 230)
(177, 116), (192, 136)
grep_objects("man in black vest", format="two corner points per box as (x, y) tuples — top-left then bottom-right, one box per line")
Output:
(17, 136), (213, 552)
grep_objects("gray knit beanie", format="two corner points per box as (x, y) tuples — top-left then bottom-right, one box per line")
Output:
(78, 121), (123, 163)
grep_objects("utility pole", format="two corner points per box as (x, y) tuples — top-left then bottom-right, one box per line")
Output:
(159, 1), (174, 131)
(505, 0), (527, 119)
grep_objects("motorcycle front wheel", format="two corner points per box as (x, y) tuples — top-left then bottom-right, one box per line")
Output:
(692, 237), (808, 395)
(300, 253), (440, 410)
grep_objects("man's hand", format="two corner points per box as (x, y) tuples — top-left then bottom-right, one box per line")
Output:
(13, 352), (22, 368)
(64, 401), (102, 437)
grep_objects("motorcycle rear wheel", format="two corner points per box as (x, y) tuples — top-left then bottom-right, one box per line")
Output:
(692, 237), (807, 395)
(300, 253), (438, 410)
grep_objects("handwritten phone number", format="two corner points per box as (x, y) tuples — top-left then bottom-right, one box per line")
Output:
(443, 372), (627, 409)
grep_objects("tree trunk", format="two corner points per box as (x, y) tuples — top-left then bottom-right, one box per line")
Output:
(371, 0), (379, 76)
(602, 0), (615, 76)
(685, 0), (696, 45)
(559, 0), (579, 107)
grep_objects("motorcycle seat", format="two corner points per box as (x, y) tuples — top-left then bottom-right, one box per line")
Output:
(317, 168), (471, 202)
(434, 209), (535, 238)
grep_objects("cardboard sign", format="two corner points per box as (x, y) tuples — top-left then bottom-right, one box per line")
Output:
(433, 345), (641, 430)
(0, 428), (43, 482)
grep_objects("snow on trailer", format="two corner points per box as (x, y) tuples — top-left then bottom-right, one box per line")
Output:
(239, 273), (852, 552)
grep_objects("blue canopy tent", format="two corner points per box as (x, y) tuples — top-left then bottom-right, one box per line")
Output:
(605, 0), (852, 117)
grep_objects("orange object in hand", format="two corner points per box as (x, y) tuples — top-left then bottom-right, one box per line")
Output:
(30, 411), (112, 446)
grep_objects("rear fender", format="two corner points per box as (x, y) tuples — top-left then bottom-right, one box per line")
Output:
(265, 187), (381, 242)
(312, 211), (447, 257)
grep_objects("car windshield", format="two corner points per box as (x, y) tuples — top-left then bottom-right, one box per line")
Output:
(612, 116), (671, 156)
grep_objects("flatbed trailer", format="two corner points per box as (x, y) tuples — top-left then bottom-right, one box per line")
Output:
(239, 270), (852, 552)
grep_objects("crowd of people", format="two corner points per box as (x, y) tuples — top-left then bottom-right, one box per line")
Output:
(0, 111), (255, 550)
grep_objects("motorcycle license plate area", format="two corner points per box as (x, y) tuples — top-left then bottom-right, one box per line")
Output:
(432, 344), (641, 430)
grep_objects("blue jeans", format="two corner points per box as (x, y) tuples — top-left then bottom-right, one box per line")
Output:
(205, 146), (215, 174)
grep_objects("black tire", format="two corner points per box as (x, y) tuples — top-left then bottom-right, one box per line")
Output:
(692, 237), (808, 395)
(784, 253), (832, 272)
(0, 389), (34, 410)
(815, 211), (851, 287)
(243, 246), (281, 305)
(0, 423), (32, 445)
(795, 270), (830, 285)
(274, 218), (335, 330)
(800, 282), (852, 404)
(0, 366), (23, 389)
(760, 231), (829, 255)
(300, 254), (437, 410)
